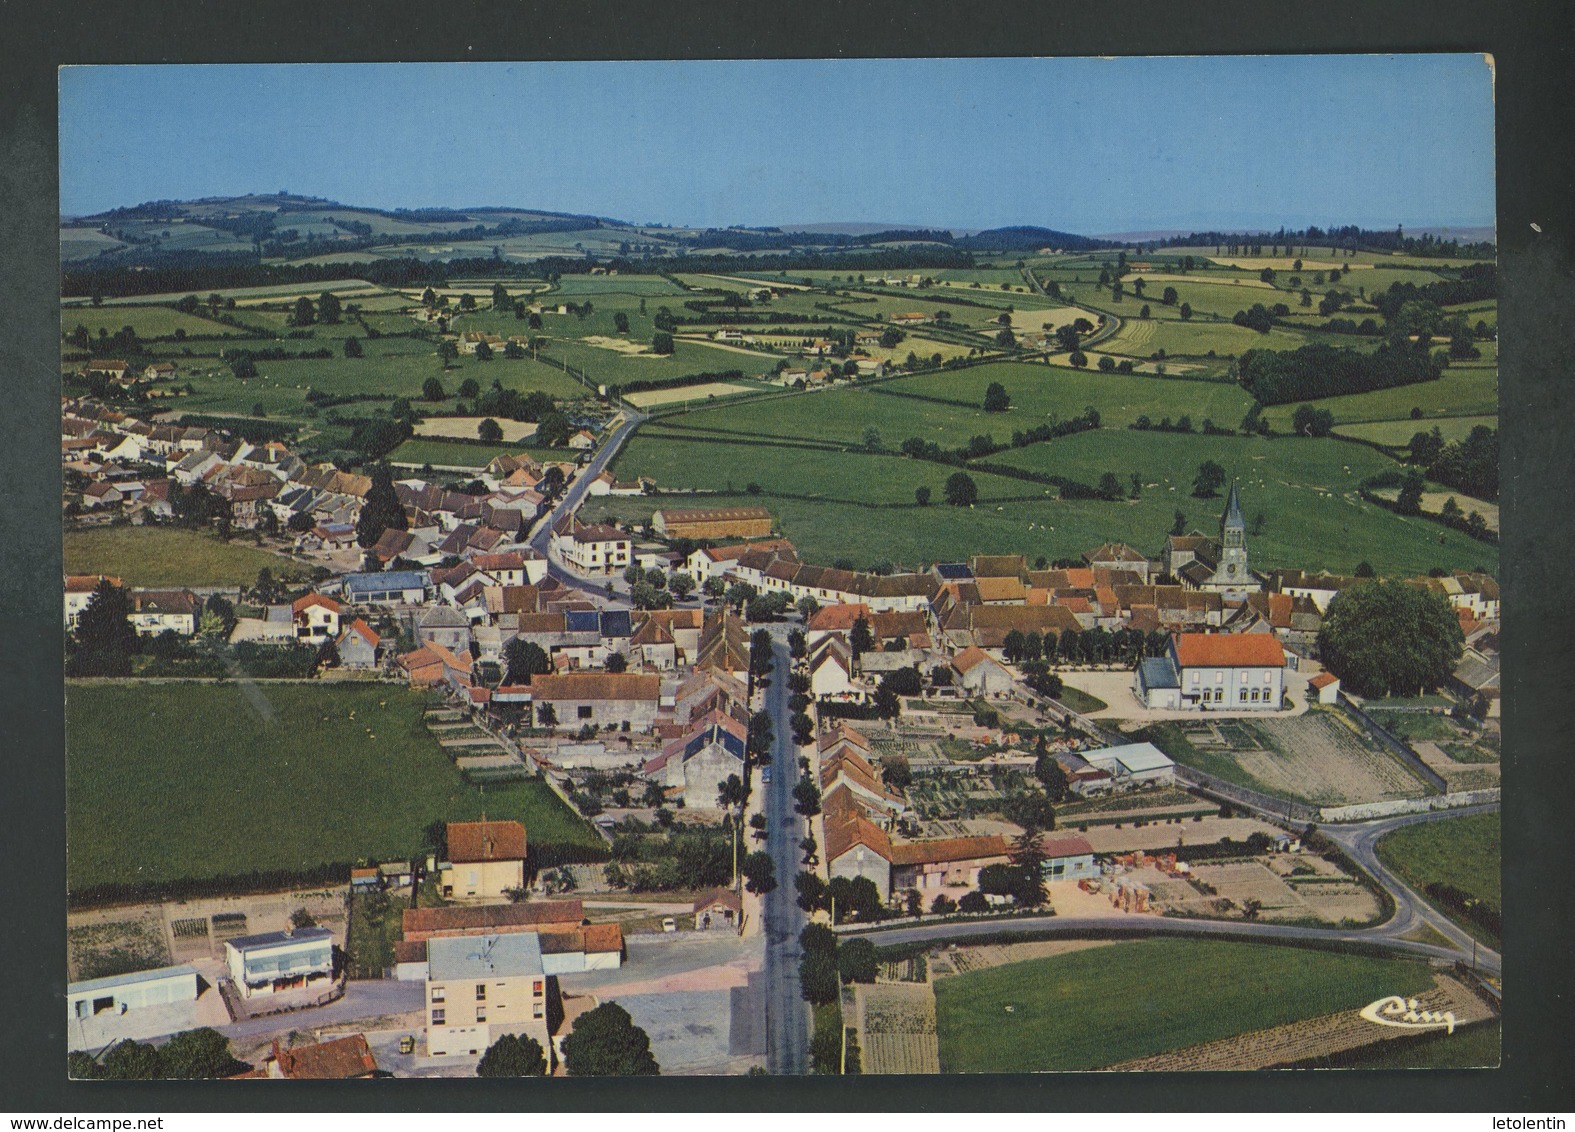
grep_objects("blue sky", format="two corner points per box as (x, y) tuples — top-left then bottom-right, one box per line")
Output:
(59, 56), (1495, 233)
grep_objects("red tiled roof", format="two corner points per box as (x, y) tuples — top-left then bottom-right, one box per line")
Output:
(269, 1035), (378, 1080)
(693, 888), (743, 915)
(1041, 834), (1095, 858)
(402, 898), (582, 939)
(293, 593), (341, 616)
(530, 672), (661, 702)
(950, 646), (997, 674)
(888, 834), (1009, 867)
(806, 603), (872, 632)
(1173, 633), (1285, 669)
(445, 820), (527, 863)
(1309, 672), (1339, 689)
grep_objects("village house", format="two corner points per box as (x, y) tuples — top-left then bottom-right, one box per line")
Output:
(129, 589), (200, 636)
(225, 926), (335, 1000)
(335, 619), (381, 669)
(440, 820), (528, 901)
(239, 1035), (379, 1080)
(530, 671), (662, 731)
(808, 637), (860, 700)
(949, 646), (1014, 696)
(292, 593), (343, 642)
(825, 797), (1010, 905)
(550, 516), (631, 576)
(693, 889), (743, 931)
(424, 933), (558, 1063)
(1040, 834), (1099, 882)
(64, 574), (122, 629)
(643, 711), (747, 808)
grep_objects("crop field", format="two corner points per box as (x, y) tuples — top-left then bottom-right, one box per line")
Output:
(543, 335), (782, 386)
(72, 279), (385, 307)
(623, 381), (764, 407)
(933, 937), (1435, 1072)
(64, 526), (302, 587)
(65, 683), (605, 895)
(985, 429), (1496, 577)
(1376, 811), (1501, 947)
(1142, 711), (1435, 807)
(412, 416), (540, 442)
(61, 227), (129, 259)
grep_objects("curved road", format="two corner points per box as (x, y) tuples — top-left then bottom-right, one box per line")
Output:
(845, 804), (1501, 979)
(526, 408), (646, 598)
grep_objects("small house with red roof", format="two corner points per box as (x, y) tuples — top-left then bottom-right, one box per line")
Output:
(292, 593), (343, 642)
(950, 646), (1013, 696)
(1308, 671), (1341, 704)
(336, 618), (381, 669)
(693, 889), (743, 931)
(440, 820), (527, 901)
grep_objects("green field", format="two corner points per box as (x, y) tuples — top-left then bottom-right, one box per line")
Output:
(933, 938), (1436, 1072)
(1260, 362), (1498, 430)
(63, 305), (246, 340)
(1308, 1020), (1499, 1069)
(65, 683), (605, 895)
(1334, 415), (1498, 447)
(1376, 811), (1501, 948)
(1098, 316), (1311, 360)
(64, 526), (302, 587)
(984, 428), (1496, 577)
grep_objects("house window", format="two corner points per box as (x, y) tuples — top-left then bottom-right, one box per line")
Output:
(533, 980), (544, 997)
(1250, 689), (1259, 702)
(1239, 688), (1248, 702)
(533, 1003), (545, 1019)
(1190, 671), (1199, 685)
(1215, 670), (1224, 682)
(431, 987), (446, 1003)
(1264, 670), (1273, 684)
(431, 1008), (446, 1025)
(578, 705), (593, 720)
(476, 984), (487, 1000)
(476, 1007), (487, 1022)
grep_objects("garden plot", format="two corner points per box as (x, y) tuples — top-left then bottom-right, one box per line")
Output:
(1183, 712), (1434, 806)
(67, 910), (172, 981)
(857, 982), (940, 1075)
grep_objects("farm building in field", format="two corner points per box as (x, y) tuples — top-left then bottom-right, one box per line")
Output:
(824, 789), (1009, 904)
(653, 506), (773, 540)
(67, 964), (199, 1024)
(529, 671), (662, 730)
(225, 927), (335, 1000)
(440, 820), (528, 901)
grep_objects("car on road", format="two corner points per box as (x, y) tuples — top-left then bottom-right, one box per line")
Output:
(761, 767), (771, 784)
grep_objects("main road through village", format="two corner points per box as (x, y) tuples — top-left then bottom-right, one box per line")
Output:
(530, 405), (1500, 1073)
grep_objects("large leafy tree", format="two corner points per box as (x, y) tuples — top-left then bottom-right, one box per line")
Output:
(561, 1003), (660, 1076)
(355, 462), (408, 548)
(476, 1033), (548, 1077)
(504, 638), (551, 685)
(1318, 580), (1465, 697)
(943, 472), (978, 507)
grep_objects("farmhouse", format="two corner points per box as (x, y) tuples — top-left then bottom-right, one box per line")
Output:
(403, 899), (585, 943)
(335, 619), (381, 669)
(653, 506), (773, 540)
(224, 926), (335, 1000)
(530, 671), (662, 730)
(440, 820), (528, 901)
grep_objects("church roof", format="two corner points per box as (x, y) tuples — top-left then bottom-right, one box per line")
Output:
(1222, 479), (1245, 531)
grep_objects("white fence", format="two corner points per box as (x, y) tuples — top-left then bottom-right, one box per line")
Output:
(1318, 789), (1500, 824)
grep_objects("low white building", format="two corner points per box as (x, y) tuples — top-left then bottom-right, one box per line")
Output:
(68, 964), (199, 1024)
(225, 927), (335, 1000)
(1082, 742), (1176, 788)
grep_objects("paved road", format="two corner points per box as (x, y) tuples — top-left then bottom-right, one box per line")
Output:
(844, 803), (1501, 978)
(217, 978), (424, 1042)
(526, 408), (647, 598)
(761, 634), (810, 1074)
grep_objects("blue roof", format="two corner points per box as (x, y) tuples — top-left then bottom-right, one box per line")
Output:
(934, 563), (973, 580)
(1139, 656), (1180, 690)
(346, 570), (427, 594)
(684, 722), (745, 763)
(565, 609), (601, 634)
(599, 609), (633, 638)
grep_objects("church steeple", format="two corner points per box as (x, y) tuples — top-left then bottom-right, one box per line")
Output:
(1221, 479), (1245, 541)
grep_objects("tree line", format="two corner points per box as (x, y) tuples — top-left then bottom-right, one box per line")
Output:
(1237, 339), (1443, 406)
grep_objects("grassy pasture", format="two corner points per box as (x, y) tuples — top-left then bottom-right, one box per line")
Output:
(65, 683), (604, 894)
(1333, 415), (1498, 447)
(1098, 317), (1309, 359)
(933, 938), (1435, 1072)
(70, 279), (384, 307)
(386, 437), (557, 469)
(986, 428), (1496, 576)
(1258, 364), (1498, 429)
(543, 336), (782, 386)
(64, 526), (302, 587)
(1376, 811), (1501, 948)
(63, 305), (249, 340)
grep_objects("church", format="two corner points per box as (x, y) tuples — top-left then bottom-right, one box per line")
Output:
(1163, 480), (1265, 598)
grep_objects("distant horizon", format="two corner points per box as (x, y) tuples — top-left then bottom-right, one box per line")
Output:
(59, 57), (1495, 234)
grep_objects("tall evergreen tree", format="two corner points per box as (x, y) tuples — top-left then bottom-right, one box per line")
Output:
(355, 462), (408, 548)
